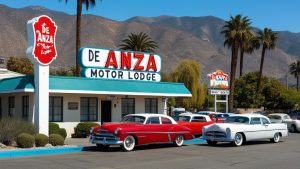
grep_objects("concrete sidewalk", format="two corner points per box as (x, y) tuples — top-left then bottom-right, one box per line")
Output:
(65, 138), (92, 147)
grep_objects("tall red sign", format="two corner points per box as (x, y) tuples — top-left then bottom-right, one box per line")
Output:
(32, 15), (57, 65)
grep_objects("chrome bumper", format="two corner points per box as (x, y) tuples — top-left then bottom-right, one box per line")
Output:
(201, 135), (234, 142)
(89, 135), (123, 145)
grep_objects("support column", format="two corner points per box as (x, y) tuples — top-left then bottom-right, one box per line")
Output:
(163, 98), (168, 115)
(33, 63), (49, 136)
(214, 95), (217, 113)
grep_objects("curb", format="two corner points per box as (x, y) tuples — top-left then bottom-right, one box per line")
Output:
(183, 138), (206, 145)
(0, 146), (83, 159)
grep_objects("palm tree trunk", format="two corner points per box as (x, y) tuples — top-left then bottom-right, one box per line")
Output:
(257, 46), (266, 92)
(239, 48), (244, 77)
(297, 76), (299, 92)
(75, 0), (82, 77)
(228, 41), (239, 113)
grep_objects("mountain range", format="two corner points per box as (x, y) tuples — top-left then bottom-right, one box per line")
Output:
(0, 4), (298, 83)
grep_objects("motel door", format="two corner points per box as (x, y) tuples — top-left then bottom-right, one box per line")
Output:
(101, 101), (112, 124)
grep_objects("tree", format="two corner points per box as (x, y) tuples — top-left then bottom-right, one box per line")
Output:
(171, 59), (201, 109)
(289, 60), (300, 91)
(7, 57), (34, 74)
(256, 28), (278, 91)
(239, 35), (260, 76)
(234, 72), (265, 108)
(118, 32), (158, 52)
(61, 0), (96, 76)
(221, 14), (252, 112)
(234, 71), (300, 110)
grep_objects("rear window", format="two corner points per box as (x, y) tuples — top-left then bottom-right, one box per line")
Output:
(268, 115), (281, 120)
(161, 117), (172, 124)
(191, 116), (207, 122)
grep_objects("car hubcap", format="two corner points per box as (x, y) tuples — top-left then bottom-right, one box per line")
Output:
(125, 137), (134, 149)
(235, 134), (242, 145)
(176, 136), (184, 145)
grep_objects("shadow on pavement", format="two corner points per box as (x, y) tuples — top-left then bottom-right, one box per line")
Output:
(82, 144), (185, 152)
(196, 140), (284, 148)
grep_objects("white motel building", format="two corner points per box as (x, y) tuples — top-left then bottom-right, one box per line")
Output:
(0, 67), (191, 137)
(0, 16), (191, 137)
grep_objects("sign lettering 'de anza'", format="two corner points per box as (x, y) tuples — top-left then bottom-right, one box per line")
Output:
(27, 15), (57, 65)
(79, 47), (162, 82)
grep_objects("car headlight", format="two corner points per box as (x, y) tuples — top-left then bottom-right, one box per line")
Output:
(226, 128), (231, 136)
(114, 128), (120, 135)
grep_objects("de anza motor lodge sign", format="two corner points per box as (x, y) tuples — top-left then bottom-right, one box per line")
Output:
(79, 47), (162, 82)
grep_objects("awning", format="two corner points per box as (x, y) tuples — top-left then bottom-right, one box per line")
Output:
(0, 75), (191, 97)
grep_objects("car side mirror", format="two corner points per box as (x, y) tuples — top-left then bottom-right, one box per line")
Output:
(263, 124), (269, 127)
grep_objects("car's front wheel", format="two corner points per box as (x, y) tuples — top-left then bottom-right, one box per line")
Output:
(290, 125), (297, 133)
(206, 140), (217, 145)
(270, 132), (281, 143)
(173, 135), (184, 147)
(232, 133), (243, 146)
(121, 135), (136, 151)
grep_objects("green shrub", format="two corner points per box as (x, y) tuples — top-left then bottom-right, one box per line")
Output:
(49, 123), (67, 140)
(73, 122), (100, 138)
(49, 134), (64, 146)
(17, 133), (35, 148)
(35, 134), (49, 147)
(0, 118), (36, 145)
(49, 123), (59, 132)
(57, 128), (67, 139)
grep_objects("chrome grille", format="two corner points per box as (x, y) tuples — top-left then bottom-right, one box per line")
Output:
(95, 131), (118, 141)
(205, 131), (226, 137)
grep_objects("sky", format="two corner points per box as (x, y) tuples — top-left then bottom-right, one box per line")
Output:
(0, 0), (299, 32)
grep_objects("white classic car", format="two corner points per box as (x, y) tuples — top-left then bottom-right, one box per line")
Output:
(201, 114), (288, 146)
(268, 113), (300, 133)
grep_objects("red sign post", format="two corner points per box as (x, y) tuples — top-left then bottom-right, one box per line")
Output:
(32, 15), (57, 65)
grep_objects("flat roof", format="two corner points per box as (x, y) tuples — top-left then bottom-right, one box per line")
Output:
(0, 75), (192, 97)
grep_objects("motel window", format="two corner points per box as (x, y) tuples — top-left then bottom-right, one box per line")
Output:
(121, 98), (135, 117)
(49, 97), (63, 122)
(22, 96), (29, 120)
(145, 98), (158, 113)
(80, 97), (98, 122)
(8, 96), (15, 117)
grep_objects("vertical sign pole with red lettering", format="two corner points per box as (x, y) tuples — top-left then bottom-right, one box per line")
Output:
(26, 15), (57, 136)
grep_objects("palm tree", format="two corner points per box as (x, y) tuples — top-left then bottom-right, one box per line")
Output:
(61, 0), (96, 76)
(239, 35), (260, 76)
(256, 28), (278, 91)
(289, 60), (300, 91)
(118, 32), (158, 52)
(221, 14), (252, 113)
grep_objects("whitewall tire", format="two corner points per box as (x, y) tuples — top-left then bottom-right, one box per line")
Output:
(232, 133), (243, 146)
(174, 135), (184, 147)
(270, 133), (281, 143)
(121, 135), (136, 151)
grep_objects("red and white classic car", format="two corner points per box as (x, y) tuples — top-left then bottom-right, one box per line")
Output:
(89, 114), (194, 151)
(173, 114), (216, 137)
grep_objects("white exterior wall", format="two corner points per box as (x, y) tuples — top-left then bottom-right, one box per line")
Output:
(0, 93), (34, 120)
(0, 92), (167, 138)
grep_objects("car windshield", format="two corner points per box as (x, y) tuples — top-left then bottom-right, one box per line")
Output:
(177, 116), (191, 122)
(268, 115), (281, 120)
(225, 116), (250, 124)
(197, 112), (210, 115)
(121, 115), (146, 123)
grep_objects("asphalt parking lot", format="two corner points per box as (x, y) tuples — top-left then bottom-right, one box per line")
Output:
(1, 133), (300, 169)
